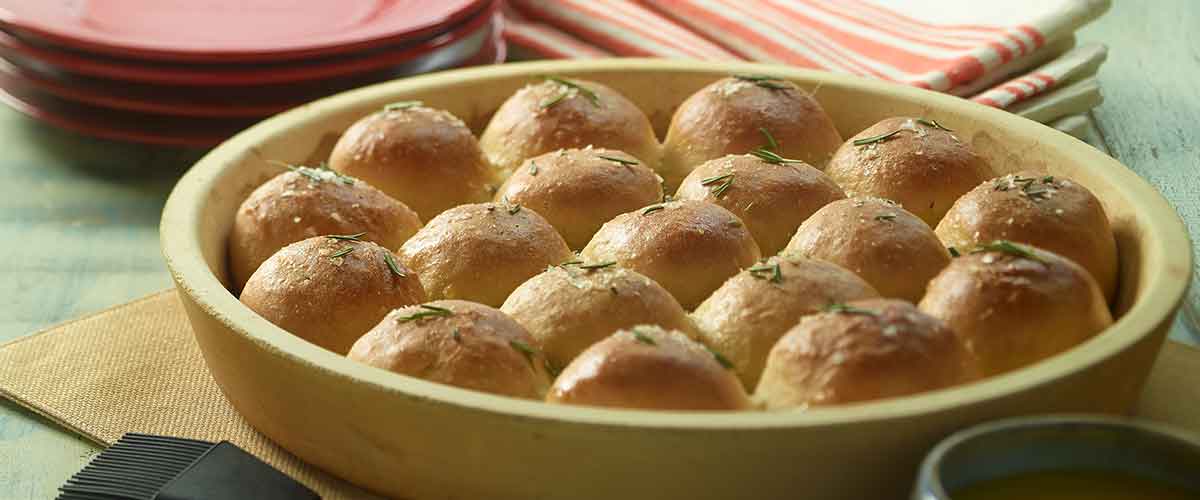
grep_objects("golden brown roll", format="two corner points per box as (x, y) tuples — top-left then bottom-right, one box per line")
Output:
(824, 117), (995, 226)
(240, 236), (426, 355)
(479, 77), (660, 179)
(328, 102), (497, 221)
(348, 300), (551, 399)
(661, 75), (843, 190)
(501, 263), (697, 371)
(228, 166), (421, 290)
(918, 241), (1113, 378)
(546, 326), (750, 410)
(935, 172), (1118, 302)
(756, 298), (972, 409)
(495, 147), (664, 249)
(784, 197), (950, 302)
(399, 202), (572, 307)
(674, 153), (846, 255)
(580, 200), (761, 309)
(692, 255), (879, 388)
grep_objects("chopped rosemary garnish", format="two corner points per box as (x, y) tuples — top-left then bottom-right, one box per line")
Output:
(853, 129), (902, 146)
(915, 118), (952, 131)
(543, 358), (560, 377)
(510, 340), (538, 368)
(948, 246), (961, 257)
(579, 261), (616, 270)
(874, 213), (897, 222)
(503, 198), (522, 215)
(707, 346), (734, 370)
(397, 304), (454, 322)
(451, 328), (462, 342)
(384, 100), (422, 111)
(971, 240), (1044, 262)
(329, 246), (355, 259)
(529, 161), (539, 176)
(748, 262), (783, 283)
(543, 76), (600, 108)
(759, 127), (779, 151)
(560, 258), (583, 266)
(539, 92), (567, 109)
(700, 173), (734, 199)
(597, 154), (638, 166)
(733, 74), (792, 90)
(749, 148), (805, 165)
(326, 231), (366, 241)
(272, 160), (356, 186)
(642, 203), (666, 215)
(632, 330), (657, 346)
(1042, 176), (1055, 183)
(825, 303), (878, 316)
(383, 252), (406, 277)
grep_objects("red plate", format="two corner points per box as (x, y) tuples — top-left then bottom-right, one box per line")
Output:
(0, 0), (497, 86)
(0, 12), (503, 117)
(0, 0), (487, 63)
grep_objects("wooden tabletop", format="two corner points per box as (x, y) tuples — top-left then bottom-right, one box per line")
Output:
(1, 2), (1197, 497)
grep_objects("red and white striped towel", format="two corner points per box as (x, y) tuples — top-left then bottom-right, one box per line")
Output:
(503, 0), (1110, 116)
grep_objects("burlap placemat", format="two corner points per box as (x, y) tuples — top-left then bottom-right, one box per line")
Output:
(1, 289), (1198, 500)
(0, 290), (383, 499)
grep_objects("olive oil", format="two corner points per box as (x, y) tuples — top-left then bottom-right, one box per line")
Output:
(954, 470), (1199, 500)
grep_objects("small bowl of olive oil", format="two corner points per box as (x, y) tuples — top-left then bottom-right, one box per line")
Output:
(913, 415), (1200, 500)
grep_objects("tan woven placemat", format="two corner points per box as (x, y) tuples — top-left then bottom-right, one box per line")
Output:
(1, 289), (1198, 500)
(0, 290), (383, 500)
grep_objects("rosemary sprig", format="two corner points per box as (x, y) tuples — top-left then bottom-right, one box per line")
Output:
(632, 329), (657, 346)
(971, 240), (1044, 262)
(733, 73), (792, 90)
(529, 161), (539, 176)
(948, 246), (961, 257)
(329, 246), (355, 259)
(874, 213), (897, 222)
(853, 129), (902, 146)
(383, 100), (422, 111)
(326, 231), (367, 241)
(759, 127), (779, 151)
(700, 173), (734, 199)
(749, 148), (805, 165)
(543, 76), (600, 107)
(748, 262), (783, 284)
(272, 160), (356, 186)
(597, 154), (639, 166)
(707, 346), (735, 370)
(915, 118), (952, 131)
(397, 304), (454, 322)
(383, 252), (406, 278)
(578, 261), (617, 270)
(642, 203), (666, 215)
(825, 302), (879, 316)
(510, 340), (538, 368)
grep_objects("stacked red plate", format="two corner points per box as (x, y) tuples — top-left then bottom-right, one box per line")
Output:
(0, 0), (505, 147)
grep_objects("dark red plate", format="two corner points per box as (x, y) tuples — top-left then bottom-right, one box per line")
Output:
(0, 0), (486, 63)
(0, 0), (497, 86)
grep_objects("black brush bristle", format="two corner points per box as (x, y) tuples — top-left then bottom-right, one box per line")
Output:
(58, 433), (318, 500)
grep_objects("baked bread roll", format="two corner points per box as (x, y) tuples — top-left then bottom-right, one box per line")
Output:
(674, 153), (846, 255)
(240, 236), (426, 355)
(399, 202), (572, 307)
(784, 197), (949, 302)
(546, 326), (750, 410)
(228, 165), (421, 290)
(348, 300), (551, 399)
(479, 77), (660, 179)
(692, 255), (879, 388)
(756, 298), (972, 409)
(824, 117), (994, 226)
(918, 241), (1113, 377)
(495, 147), (664, 249)
(661, 75), (842, 190)
(501, 263), (697, 370)
(936, 172), (1118, 301)
(580, 200), (761, 309)
(328, 101), (496, 221)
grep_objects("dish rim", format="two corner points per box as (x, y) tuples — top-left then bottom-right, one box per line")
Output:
(160, 58), (1193, 430)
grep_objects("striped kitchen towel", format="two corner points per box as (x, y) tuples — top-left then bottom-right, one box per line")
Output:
(504, 0), (1110, 116)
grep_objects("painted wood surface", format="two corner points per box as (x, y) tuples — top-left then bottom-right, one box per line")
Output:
(0, 1), (1196, 496)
